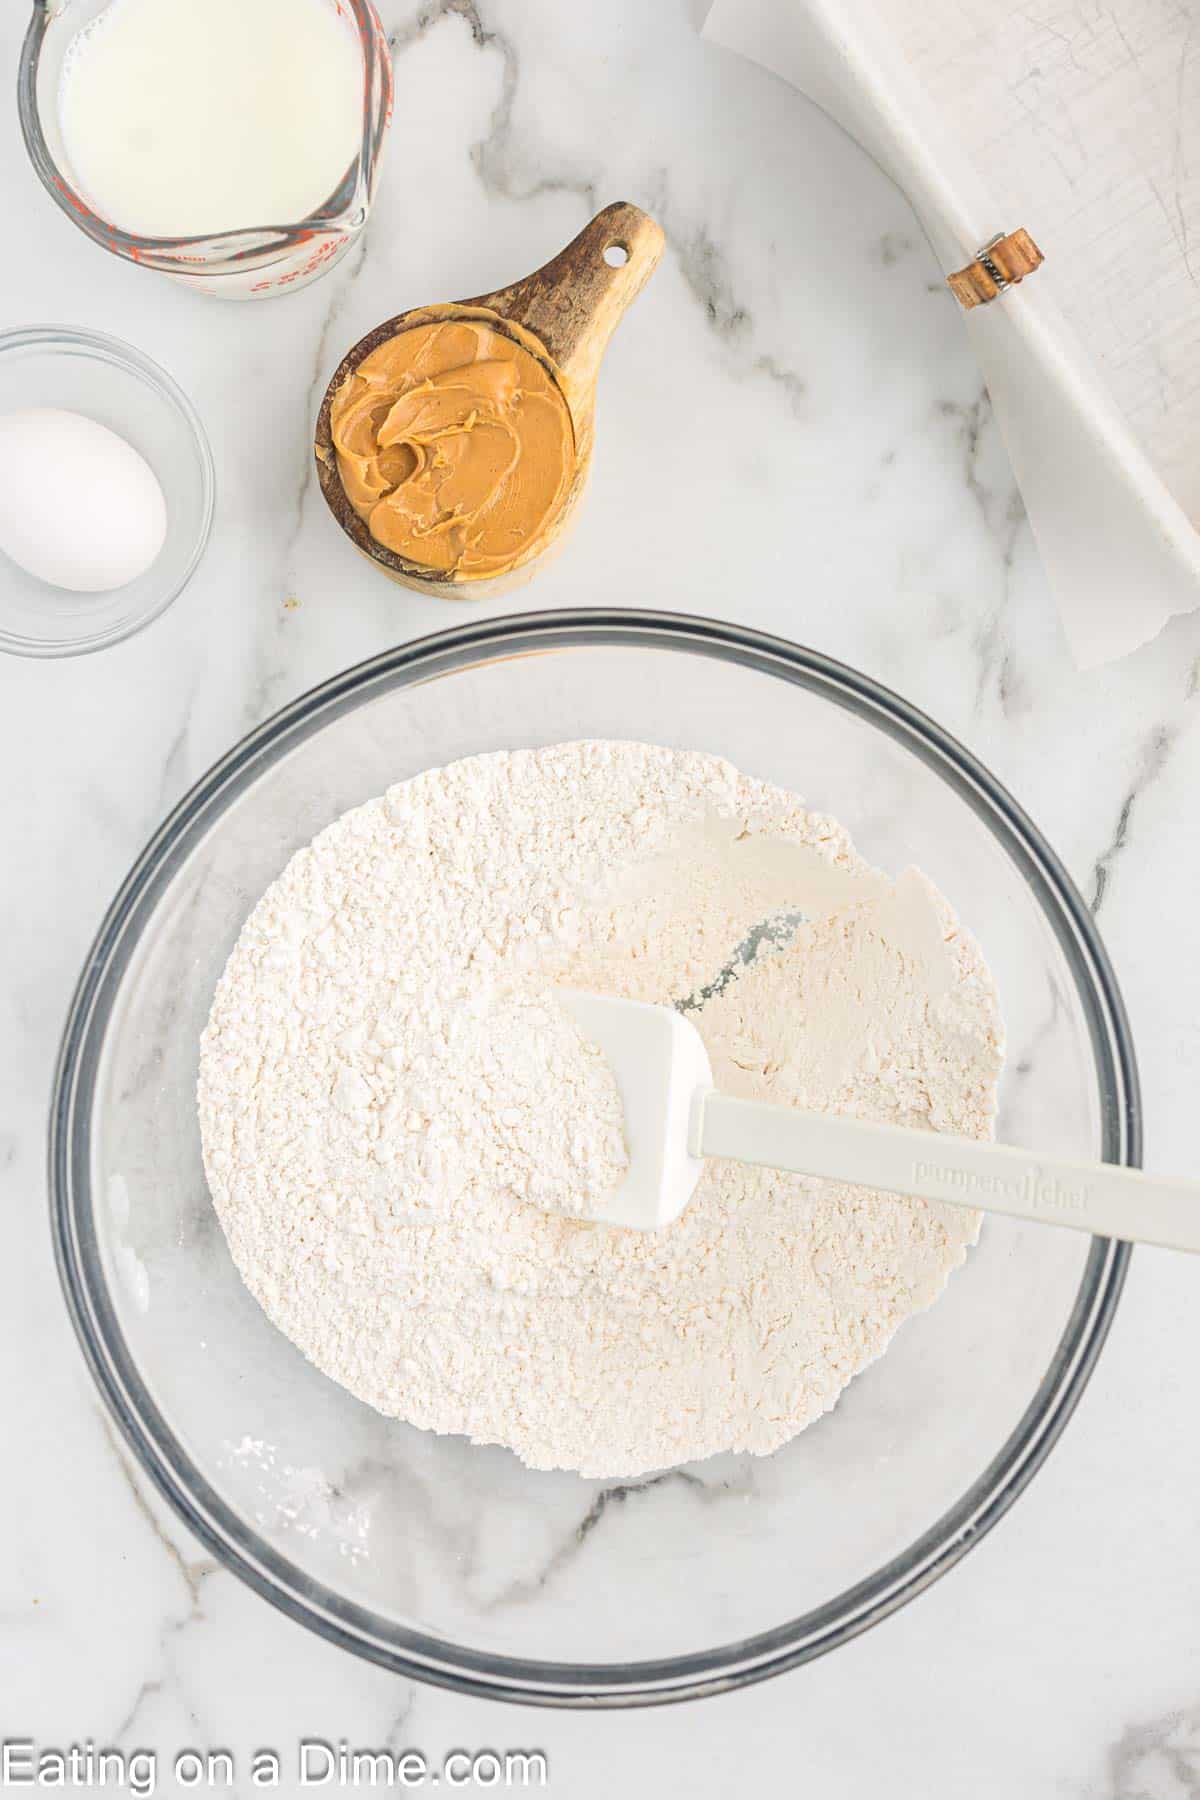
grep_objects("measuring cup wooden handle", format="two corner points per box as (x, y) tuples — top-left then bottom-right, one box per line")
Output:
(473, 202), (666, 398)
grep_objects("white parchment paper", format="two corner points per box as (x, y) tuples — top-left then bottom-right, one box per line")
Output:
(705, 0), (1200, 666)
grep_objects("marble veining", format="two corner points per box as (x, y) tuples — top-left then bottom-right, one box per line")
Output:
(97, 1415), (223, 1742)
(3, 0), (1200, 1791)
(1089, 724), (1176, 915)
(479, 1466), (760, 1617)
(1101, 1706), (1200, 1800)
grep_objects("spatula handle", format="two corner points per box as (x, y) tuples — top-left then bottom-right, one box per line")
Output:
(696, 1092), (1200, 1252)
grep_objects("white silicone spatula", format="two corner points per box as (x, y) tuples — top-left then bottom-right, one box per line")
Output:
(560, 990), (1200, 1249)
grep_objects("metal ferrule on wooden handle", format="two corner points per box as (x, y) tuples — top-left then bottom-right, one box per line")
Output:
(947, 228), (1043, 309)
(693, 1092), (1200, 1253)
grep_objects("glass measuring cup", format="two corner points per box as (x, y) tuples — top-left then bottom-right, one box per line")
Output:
(18, 0), (393, 299)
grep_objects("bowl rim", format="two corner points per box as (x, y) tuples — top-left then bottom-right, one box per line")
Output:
(0, 324), (216, 659)
(48, 608), (1135, 1706)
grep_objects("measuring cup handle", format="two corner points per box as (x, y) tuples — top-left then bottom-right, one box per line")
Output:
(472, 202), (666, 394)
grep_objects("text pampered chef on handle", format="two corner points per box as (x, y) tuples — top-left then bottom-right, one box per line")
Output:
(912, 1160), (1090, 1215)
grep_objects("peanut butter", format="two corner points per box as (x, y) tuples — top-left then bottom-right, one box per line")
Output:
(330, 312), (575, 579)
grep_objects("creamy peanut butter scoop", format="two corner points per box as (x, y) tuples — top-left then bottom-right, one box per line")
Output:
(330, 317), (573, 578)
(315, 203), (664, 595)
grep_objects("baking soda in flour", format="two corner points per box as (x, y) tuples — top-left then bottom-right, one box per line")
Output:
(58, 0), (364, 240)
(198, 742), (1004, 1479)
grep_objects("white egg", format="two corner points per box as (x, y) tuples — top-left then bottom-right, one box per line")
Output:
(0, 407), (168, 593)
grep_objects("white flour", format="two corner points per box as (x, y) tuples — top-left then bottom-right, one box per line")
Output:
(198, 742), (1003, 1478)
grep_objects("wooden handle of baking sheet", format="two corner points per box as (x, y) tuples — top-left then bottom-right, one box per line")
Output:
(947, 228), (1043, 309)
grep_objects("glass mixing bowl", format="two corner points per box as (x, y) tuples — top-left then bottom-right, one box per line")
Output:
(50, 611), (1134, 1705)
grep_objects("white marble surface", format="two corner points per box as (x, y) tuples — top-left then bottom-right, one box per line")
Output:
(3, 0), (1200, 1793)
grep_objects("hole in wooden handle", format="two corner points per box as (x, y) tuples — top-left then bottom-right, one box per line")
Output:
(603, 243), (630, 268)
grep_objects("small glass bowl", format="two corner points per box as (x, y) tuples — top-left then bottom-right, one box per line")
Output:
(0, 326), (214, 658)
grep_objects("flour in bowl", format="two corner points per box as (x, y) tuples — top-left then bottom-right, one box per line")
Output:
(198, 742), (1003, 1478)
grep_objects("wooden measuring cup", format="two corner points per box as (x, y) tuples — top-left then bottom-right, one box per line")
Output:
(314, 202), (665, 597)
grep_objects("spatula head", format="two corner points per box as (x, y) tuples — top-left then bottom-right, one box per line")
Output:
(558, 990), (713, 1230)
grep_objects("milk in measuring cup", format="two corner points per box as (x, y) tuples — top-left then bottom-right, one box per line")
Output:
(58, 0), (364, 239)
